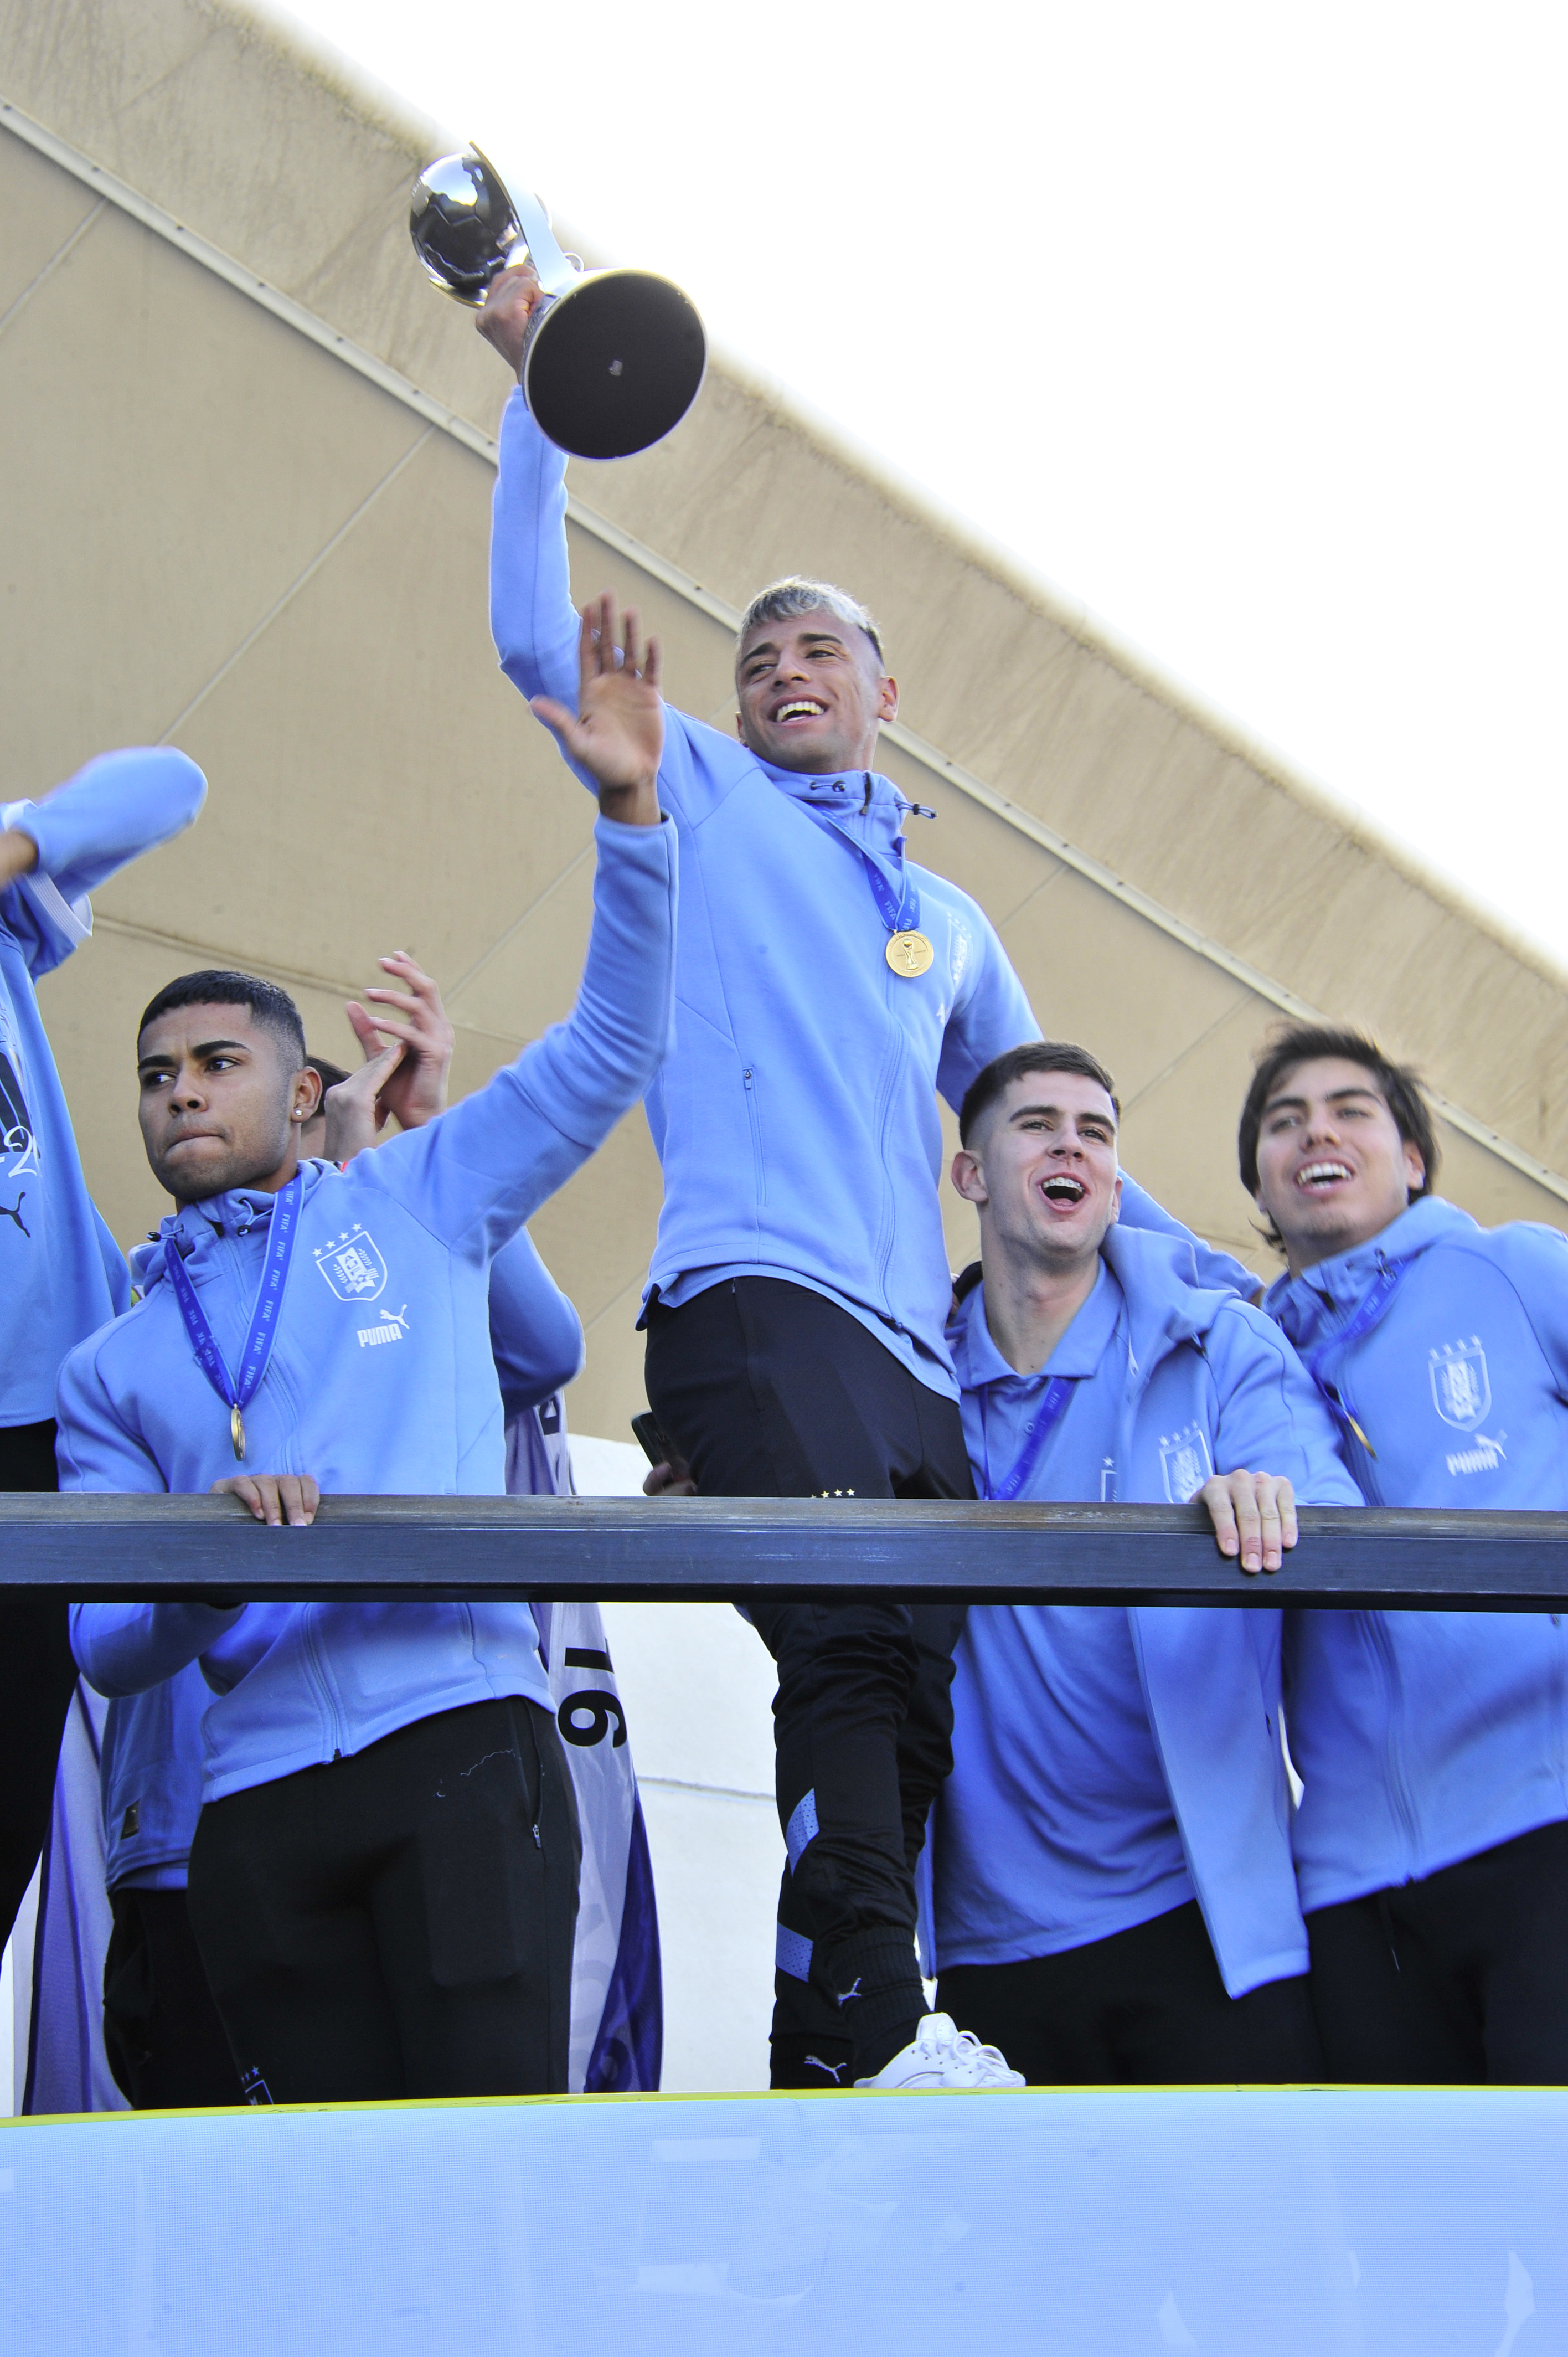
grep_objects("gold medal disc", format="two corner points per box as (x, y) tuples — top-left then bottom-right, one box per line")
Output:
(885, 929), (935, 979)
(230, 1403), (246, 1462)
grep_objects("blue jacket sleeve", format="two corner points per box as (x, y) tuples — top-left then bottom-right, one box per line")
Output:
(1206, 1300), (1364, 1502)
(2, 748), (206, 981)
(71, 1601), (241, 1698)
(353, 812), (678, 1266)
(55, 1319), (172, 1493)
(491, 389), (586, 722)
(1117, 1177), (1256, 1299)
(1476, 1223), (1568, 1397)
(488, 1227), (585, 1410)
(934, 905), (1040, 1112)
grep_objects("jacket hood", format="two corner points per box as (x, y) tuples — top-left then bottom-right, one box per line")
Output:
(1263, 1194), (1478, 1351)
(950, 1222), (1249, 1403)
(133, 1160), (334, 1291)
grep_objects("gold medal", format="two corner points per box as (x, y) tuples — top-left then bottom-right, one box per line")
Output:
(885, 929), (935, 979)
(231, 1403), (246, 1462)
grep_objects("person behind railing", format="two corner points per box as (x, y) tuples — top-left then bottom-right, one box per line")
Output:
(0, 747), (206, 1963)
(479, 266), (1256, 2092)
(1244, 1024), (1568, 2085)
(82, 977), (590, 2108)
(60, 608), (674, 2107)
(909, 1041), (1362, 2086)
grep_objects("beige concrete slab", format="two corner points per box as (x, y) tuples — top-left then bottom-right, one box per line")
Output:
(0, 119), (99, 316)
(0, 153), (429, 790)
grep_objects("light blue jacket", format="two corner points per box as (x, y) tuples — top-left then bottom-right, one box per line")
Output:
(936, 1225), (1363, 1995)
(1, 748), (205, 1423)
(1266, 1196), (1568, 1909)
(90, 1226), (589, 1887)
(66, 814), (676, 1805)
(491, 395), (1251, 1388)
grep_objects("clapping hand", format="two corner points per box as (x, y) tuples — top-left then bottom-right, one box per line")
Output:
(324, 952), (455, 1160)
(531, 594), (663, 827)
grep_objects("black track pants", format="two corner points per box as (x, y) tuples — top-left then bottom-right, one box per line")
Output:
(103, 1886), (243, 2110)
(1305, 1817), (1568, 2083)
(0, 1419), (79, 1954)
(187, 1696), (580, 2105)
(938, 1900), (1325, 2085)
(645, 1277), (973, 2083)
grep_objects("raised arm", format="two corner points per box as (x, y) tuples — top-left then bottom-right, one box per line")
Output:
(2, 746), (206, 977)
(359, 615), (674, 1261)
(482, 264), (585, 719)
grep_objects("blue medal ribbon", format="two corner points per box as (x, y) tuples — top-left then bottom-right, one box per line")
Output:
(797, 784), (922, 942)
(1285, 1257), (1407, 1459)
(979, 1375), (1079, 1502)
(163, 1174), (304, 1461)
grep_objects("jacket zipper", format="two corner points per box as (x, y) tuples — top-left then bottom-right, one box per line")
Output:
(1366, 1610), (1420, 1879)
(742, 1067), (766, 1219)
(298, 1605), (345, 1761)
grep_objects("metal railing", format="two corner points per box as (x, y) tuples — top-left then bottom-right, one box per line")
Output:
(2, 1495), (1565, 1609)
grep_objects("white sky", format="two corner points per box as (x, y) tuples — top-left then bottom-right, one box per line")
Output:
(284, 0), (1568, 970)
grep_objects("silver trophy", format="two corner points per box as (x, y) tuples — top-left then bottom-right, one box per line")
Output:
(410, 147), (706, 461)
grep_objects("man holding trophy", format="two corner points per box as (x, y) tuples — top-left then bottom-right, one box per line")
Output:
(477, 255), (1252, 2093)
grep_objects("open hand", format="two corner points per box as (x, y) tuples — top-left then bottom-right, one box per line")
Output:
(1201, 1470), (1298, 1575)
(342, 951), (455, 1137)
(476, 258), (545, 378)
(212, 1473), (320, 1528)
(532, 594), (663, 826)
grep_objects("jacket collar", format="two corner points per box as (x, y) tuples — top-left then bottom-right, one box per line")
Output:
(134, 1159), (332, 1289)
(949, 1223), (1241, 1399)
(1262, 1194), (1476, 1345)
(756, 759), (917, 858)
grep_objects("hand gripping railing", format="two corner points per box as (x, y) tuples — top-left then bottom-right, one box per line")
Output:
(2, 1495), (1567, 1609)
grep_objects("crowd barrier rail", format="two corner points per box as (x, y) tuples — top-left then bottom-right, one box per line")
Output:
(2, 1493), (1566, 1607)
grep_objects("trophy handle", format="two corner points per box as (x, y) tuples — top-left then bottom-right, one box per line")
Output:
(472, 146), (576, 297)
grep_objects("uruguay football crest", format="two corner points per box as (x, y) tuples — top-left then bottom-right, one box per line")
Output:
(312, 1223), (387, 1304)
(1430, 1336), (1491, 1431)
(1159, 1422), (1214, 1504)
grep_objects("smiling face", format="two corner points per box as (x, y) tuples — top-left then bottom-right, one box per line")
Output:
(953, 1069), (1123, 1273)
(137, 1001), (319, 1205)
(1252, 1055), (1426, 1273)
(735, 607), (898, 775)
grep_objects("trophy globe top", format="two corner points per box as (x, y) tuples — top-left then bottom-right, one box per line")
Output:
(409, 148), (522, 305)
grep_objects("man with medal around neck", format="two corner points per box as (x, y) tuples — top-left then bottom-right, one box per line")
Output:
(1246, 1025), (1568, 2084)
(927, 1042), (1361, 2084)
(63, 610), (675, 2106)
(481, 269), (1253, 2091)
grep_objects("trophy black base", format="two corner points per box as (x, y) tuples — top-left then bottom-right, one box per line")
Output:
(523, 269), (706, 460)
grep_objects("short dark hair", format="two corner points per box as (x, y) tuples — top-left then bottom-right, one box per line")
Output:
(137, 970), (307, 1069)
(305, 1053), (350, 1093)
(737, 578), (885, 668)
(959, 1041), (1120, 1146)
(1237, 1023), (1439, 1241)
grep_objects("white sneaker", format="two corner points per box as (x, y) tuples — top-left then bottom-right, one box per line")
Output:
(854, 2011), (1025, 2090)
